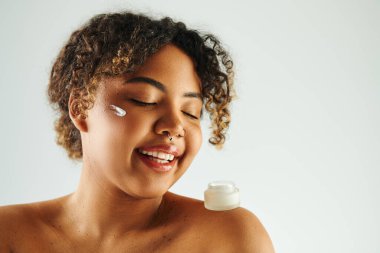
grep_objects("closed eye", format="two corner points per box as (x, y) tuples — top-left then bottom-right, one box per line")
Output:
(129, 99), (157, 106)
(182, 111), (199, 120)
(130, 99), (200, 120)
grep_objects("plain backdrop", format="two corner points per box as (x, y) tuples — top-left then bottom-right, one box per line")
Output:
(0, 0), (379, 252)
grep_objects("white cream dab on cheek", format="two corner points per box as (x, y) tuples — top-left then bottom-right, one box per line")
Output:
(109, 104), (127, 117)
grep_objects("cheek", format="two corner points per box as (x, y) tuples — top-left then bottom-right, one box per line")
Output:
(186, 126), (203, 157)
(119, 110), (153, 132)
(108, 110), (157, 151)
(178, 126), (202, 173)
(88, 105), (147, 150)
(101, 103), (145, 130)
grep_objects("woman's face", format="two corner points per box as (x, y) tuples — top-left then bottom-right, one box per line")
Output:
(82, 44), (203, 199)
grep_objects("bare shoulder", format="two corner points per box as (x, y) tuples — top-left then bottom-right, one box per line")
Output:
(0, 203), (36, 233)
(0, 203), (38, 252)
(210, 207), (275, 253)
(0, 197), (67, 252)
(166, 192), (275, 253)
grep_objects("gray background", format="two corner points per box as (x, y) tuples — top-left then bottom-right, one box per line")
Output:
(0, 0), (379, 252)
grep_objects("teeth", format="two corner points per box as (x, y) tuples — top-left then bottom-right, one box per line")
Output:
(139, 149), (175, 161)
(149, 157), (170, 164)
(158, 153), (166, 160)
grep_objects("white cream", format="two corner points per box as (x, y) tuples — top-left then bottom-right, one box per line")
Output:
(109, 104), (126, 117)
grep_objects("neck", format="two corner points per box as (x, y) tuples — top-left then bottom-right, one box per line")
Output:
(64, 164), (166, 239)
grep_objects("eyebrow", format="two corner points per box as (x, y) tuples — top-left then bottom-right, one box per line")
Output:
(125, 76), (203, 101)
(125, 76), (166, 92)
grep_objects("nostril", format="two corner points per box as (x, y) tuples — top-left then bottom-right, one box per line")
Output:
(177, 128), (186, 137)
(155, 117), (186, 140)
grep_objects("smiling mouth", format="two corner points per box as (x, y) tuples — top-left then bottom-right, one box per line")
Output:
(135, 149), (179, 172)
(137, 149), (175, 163)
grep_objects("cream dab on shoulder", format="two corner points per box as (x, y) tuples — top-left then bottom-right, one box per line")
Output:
(109, 104), (127, 117)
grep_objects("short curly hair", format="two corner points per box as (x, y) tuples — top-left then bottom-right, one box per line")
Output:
(47, 11), (235, 160)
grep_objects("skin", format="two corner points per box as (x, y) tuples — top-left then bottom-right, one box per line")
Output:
(0, 44), (275, 253)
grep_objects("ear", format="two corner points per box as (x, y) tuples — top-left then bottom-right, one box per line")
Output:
(68, 91), (88, 132)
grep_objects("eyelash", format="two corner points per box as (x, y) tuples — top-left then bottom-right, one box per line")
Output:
(183, 112), (199, 120)
(129, 99), (199, 120)
(129, 99), (156, 107)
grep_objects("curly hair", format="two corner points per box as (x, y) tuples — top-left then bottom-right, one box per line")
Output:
(47, 11), (235, 160)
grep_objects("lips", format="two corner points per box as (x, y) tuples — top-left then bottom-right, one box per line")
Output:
(136, 144), (181, 172)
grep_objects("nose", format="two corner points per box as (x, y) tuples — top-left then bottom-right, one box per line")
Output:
(154, 110), (186, 139)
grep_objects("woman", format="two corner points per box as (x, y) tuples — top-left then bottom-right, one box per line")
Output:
(0, 11), (274, 252)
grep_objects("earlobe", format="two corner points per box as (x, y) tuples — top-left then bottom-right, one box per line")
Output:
(68, 92), (88, 132)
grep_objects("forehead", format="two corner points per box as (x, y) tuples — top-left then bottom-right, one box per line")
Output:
(127, 44), (201, 92)
(96, 44), (202, 101)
